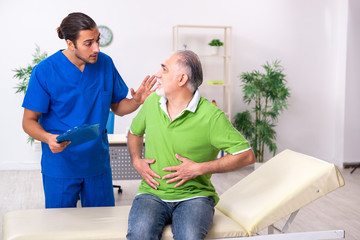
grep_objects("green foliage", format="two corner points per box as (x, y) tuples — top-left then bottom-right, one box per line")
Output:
(233, 60), (290, 162)
(13, 45), (48, 95)
(13, 45), (47, 144)
(208, 39), (223, 47)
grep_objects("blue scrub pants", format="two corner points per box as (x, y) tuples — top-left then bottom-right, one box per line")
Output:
(42, 170), (115, 208)
(127, 193), (215, 240)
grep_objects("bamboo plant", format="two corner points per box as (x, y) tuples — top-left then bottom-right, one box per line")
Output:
(13, 45), (47, 144)
(13, 45), (47, 95)
(233, 61), (290, 162)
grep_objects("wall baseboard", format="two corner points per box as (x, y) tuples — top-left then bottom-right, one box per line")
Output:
(343, 162), (360, 168)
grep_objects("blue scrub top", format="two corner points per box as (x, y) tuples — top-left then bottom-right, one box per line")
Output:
(22, 50), (128, 178)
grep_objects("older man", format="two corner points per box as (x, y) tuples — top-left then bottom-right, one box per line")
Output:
(127, 50), (255, 240)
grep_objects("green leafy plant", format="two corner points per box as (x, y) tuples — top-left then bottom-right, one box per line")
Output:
(208, 39), (223, 47)
(233, 60), (290, 162)
(13, 45), (47, 95)
(13, 45), (47, 144)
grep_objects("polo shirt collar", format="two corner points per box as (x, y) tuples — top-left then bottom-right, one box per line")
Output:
(159, 89), (200, 120)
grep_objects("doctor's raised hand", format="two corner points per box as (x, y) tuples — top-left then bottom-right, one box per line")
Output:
(111, 76), (157, 116)
(131, 75), (157, 104)
(111, 75), (157, 116)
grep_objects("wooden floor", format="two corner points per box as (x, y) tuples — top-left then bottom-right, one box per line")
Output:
(1, 165), (359, 240)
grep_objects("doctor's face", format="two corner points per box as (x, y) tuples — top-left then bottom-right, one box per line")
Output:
(74, 28), (100, 64)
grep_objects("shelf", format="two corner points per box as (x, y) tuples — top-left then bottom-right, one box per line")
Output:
(173, 24), (231, 29)
(207, 80), (224, 85)
(172, 25), (232, 119)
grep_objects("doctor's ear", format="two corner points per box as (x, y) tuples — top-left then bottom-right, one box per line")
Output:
(66, 39), (76, 50)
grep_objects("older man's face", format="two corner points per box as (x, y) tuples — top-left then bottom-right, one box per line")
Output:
(155, 54), (182, 98)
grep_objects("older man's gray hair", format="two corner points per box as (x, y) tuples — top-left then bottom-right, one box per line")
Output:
(175, 50), (203, 92)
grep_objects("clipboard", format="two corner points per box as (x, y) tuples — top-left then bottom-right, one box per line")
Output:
(56, 123), (100, 148)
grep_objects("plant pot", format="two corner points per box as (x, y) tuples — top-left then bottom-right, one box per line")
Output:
(210, 46), (220, 56)
(254, 162), (264, 170)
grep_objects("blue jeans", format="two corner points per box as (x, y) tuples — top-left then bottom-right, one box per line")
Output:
(127, 193), (215, 240)
(42, 170), (115, 208)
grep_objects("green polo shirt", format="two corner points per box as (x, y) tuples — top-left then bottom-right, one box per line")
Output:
(130, 91), (250, 204)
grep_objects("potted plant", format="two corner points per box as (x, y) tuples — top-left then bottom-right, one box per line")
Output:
(208, 39), (223, 55)
(233, 60), (290, 164)
(13, 45), (47, 144)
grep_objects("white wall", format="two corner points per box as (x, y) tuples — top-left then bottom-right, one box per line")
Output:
(344, 0), (360, 164)
(0, 0), (355, 170)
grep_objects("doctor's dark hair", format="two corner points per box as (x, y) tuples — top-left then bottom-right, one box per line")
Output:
(175, 50), (203, 92)
(57, 12), (97, 45)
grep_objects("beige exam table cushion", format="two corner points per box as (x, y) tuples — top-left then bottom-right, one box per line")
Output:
(2, 149), (345, 240)
(2, 206), (245, 240)
(216, 149), (345, 236)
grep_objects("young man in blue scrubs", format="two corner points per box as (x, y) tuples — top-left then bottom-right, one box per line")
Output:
(22, 12), (156, 208)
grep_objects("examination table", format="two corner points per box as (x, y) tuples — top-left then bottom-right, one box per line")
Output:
(2, 149), (345, 240)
